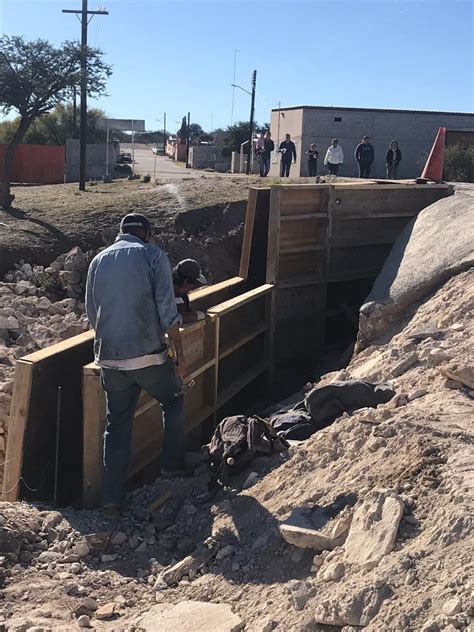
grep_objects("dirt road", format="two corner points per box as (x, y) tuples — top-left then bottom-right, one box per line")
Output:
(121, 145), (199, 179)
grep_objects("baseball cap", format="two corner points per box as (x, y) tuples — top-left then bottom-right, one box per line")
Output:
(175, 259), (207, 285)
(120, 213), (151, 233)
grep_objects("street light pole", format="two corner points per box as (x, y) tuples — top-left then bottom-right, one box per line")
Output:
(246, 70), (257, 176)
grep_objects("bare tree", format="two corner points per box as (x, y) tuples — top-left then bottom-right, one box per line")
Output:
(0, 35), (111, 209)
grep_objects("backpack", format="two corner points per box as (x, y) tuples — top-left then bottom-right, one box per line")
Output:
(205, 415), (288, 490)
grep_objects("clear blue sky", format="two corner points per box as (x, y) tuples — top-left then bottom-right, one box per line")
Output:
(1, 0), (473, 132)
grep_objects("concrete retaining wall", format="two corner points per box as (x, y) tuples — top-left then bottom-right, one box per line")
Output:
(65, 139), (118, 182)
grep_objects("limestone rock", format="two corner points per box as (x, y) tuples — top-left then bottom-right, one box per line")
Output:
(343, 490), (404, 569)
(95, 602), (116, 620)
(138, 600), (244, 631)
(442, 598), (462, 616)
(279, 506), (352, 551)
(314, 582), (392, 627)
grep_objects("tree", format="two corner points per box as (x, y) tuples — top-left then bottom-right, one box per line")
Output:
(0, 35), (111, 209)
(178, 116), (187, 143)
(0, 103), (107, 145)
(220, 121), (263, 157)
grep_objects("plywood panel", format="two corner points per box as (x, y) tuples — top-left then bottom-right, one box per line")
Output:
(278, 251), (326, 283)
(332, 185), (452, 218)
(331, 216), (413, 247)
(280, 216), (327, 251)
(279, 186), (324, 216)
(328, 244), (394, 281)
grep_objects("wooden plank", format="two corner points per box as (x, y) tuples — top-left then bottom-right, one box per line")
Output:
(277, 251), (326, 284)
(9, 332), (94, 504)
(217, 360), (268, 408)
(1, 361), (34, 501)
(279, 215), (327, 251)
(18, 330), (94, 364)
(331, 216), (413, 248)
(82, 373), (106, 508)
(246, 188), (272, 288)
(328, 244), (393, 282)
(332, 185), (453, 217)
(239, 188), (258, 279)
(266, 186), (282, 285)
(281, 213), (327, 221)
(190, 277), (245, 312)
(207, 284), (273, 316)
(219, 322), (269, 359)
(280, 186), (323, 216)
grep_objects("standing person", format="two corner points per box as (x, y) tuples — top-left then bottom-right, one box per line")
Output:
(278, 133), (297, 177)
(324, 138), (344, 175)
(85, 213), (189, 518)
(386, 140), (402, 179)
(306, 143), (319, 177)
(355, 135), (374, 178)
(259, 130), (275, 177)
(173, 259), (207, 323)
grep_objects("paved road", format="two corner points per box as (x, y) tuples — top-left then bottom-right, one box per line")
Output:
(121, 145), (199, 179)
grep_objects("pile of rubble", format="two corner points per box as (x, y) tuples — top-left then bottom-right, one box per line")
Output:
(0, 248), (90, 487)
(0, 268), (472, 631)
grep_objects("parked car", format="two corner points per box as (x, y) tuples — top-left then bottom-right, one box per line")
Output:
(117, 152), (132, 164)
(152, 145), (165, 155)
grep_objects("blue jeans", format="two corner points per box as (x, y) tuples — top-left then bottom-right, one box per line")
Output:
(100, 359), (184, 505)
(259, 156), (270, 177)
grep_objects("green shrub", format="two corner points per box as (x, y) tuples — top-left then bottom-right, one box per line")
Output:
(444, 144), (474, 182)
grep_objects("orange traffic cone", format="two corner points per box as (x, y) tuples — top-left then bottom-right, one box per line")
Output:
(420, 127), (446, 182)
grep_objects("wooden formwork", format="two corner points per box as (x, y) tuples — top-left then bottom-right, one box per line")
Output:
(82, 284), (273, 507)
(82, 316), (218, 508)
(1, 275), (266, 505)
(239, 181), (453, 361)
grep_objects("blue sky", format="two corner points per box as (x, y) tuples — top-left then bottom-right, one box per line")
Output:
(1, 0), (473, 132)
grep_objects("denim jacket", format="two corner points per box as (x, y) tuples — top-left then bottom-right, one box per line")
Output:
(85, 234), (180, 361)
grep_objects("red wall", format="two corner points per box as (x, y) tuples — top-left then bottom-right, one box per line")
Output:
(0, 143), (65, 184)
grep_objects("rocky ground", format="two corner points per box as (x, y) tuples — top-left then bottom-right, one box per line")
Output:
(0, 263), (472, 631)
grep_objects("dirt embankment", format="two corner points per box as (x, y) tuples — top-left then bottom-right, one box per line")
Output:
(0, 268), (472, 631)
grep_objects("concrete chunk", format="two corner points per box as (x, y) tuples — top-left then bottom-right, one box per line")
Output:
(344, 490), (404, 569)
(279, 505), (352, 551)
(139, 600), (244, 632)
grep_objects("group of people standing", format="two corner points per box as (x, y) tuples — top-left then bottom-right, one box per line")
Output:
(256, 130), (402, 179)
(315, 136), (402, 179)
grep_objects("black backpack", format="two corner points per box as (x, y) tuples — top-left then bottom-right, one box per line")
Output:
(205, 415), (288, 489)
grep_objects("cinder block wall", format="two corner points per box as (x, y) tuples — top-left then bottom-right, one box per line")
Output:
(268, 108), (304, 177)
(300, 108), (474, 178)
(65, 139), (118, 182)
(270, 107), (474, 179)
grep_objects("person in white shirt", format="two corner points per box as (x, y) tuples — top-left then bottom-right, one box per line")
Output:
(324, 138), (344, 175)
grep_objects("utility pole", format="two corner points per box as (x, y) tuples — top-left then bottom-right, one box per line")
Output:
(186, 111), (190, 168)
(246, 70), (257, 176)
(62, 1), (108, 191)
(163, 111), (167, 153)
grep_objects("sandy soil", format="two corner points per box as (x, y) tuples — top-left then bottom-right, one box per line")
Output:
(0, 269), (472, 631)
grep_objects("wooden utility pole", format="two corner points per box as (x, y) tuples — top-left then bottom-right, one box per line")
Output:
(62, 1), (108, 191)
(186, 111), (190, 168)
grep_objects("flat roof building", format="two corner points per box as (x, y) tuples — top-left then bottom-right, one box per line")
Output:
(269, 105), (474, 179)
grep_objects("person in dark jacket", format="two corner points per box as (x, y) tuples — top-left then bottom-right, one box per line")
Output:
(355, 135), (374, 178)
(172, 259), (207, 323)
(306, 143), (319, 177)
(386, 140), (402, 179)
(258, 131), (275, 177)
(278, 133), (297, 177)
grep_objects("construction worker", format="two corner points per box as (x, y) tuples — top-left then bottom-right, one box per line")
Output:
(172, 259), (207, 323)
(85, 213), (189, 518)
